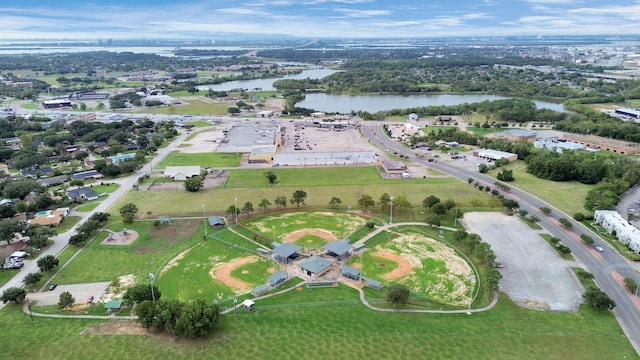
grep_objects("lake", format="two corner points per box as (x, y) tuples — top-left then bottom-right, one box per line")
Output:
(198, 68), (565, 112)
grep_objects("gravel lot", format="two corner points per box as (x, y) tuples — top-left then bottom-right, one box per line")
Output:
(460, 212), (583, 311)
(27, 282), (110, 306)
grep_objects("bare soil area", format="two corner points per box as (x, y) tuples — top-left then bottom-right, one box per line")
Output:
(211, 255), (258, 291)
(372, 251), (413, 280)
(283, 228), (336, 243)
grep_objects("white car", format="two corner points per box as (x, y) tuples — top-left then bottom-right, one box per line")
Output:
(595, 246), (604, 252)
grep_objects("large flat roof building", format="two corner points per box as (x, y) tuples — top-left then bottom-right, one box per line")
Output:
(595, 210), (640, 253)
(217, 124), (281, 153)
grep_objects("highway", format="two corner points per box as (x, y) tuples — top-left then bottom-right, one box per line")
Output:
(362, 123), (640, 355)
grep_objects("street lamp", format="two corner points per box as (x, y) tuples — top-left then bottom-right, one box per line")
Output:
(202, 204), (207, 239)
(389, 196), (394, 225)
(467, 274), (475, 315)
(234, 197), (238, 225)
(149, 273), (156, 303)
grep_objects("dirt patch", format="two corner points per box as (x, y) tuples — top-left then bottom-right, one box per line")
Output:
(284, 228), (336, 243)
(211, 256), (258, 291)
(81, 320), (175, 340)
(351, 263), (362, 269)
(160, 247), (194, 275)
(267, 267), (276, 274)
(101, 230), (139, 246)
(372, 251), (413, 280)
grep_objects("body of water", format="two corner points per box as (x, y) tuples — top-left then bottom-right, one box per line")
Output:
(296, 93), (565, 113)
(197, 69), (340, 92)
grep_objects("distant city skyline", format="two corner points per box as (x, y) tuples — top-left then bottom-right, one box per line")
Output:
(2, 1), (640, 40)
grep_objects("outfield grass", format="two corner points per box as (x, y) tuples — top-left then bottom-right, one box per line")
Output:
(157, 151), (241, 168)
(0, 289), (636, 360)
(487, 161), (592, 215)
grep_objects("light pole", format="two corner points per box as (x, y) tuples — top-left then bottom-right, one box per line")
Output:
(467, 274), (475, 315)
(389, 196), (394, 225)
(149, 273), (156, 303)
(202, 204), (207, 239)
(234, 197), (238, 225)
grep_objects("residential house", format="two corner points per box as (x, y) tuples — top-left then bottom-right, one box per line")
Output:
(67, 187), (99, 202)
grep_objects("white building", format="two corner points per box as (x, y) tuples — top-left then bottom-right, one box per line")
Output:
(594, 210), (640, 253)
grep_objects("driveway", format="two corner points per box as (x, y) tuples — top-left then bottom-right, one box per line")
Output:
(461, 212), (583, 311)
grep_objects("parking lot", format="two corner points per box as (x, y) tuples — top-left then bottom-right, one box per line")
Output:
(27, 282), (110, 306)
(461, 212), (583, 311)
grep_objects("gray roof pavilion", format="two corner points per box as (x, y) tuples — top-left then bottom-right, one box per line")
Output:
(272, 243), (302, 263)
(299, 255), (333, 275)
(322, 240), (353, 260)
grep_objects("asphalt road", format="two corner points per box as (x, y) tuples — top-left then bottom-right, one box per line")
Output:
(362, 123), (640, 355)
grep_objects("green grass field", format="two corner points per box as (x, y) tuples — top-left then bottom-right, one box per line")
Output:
(487, 161), (592, 214)
(137, 99), (229, 116)
(0, 289), (635, 360)
(157, 151), (241, 168)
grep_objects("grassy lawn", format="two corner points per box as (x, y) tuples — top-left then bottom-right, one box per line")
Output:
(0, 269), (19, 287)
(157, 151), (241, 168)
(0, 289), (636, 360)
(487, 161), (592, 215)
(75, 202), (100, 212)
(56, 216), (82, 234)
(137, 99), (229, 116)
(53, 219), (203, 284)
(114, 177), (493, 219)
(187, 120), (211, 127)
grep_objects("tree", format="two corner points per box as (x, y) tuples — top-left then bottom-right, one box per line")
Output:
(23, 272), (43, 286)
(263, 170), (277, 185)
(2, 178), (43, 200)
(258, 199), (271, 213)
(1, 287), (26, 304)
(478, 163), (489, 173)
(425, 214), (441, 227)
(242, 201), (254, 216)
(581, 234), (595, 246)
(123, 283), (161, 305)
(328, 197), (342, 209)
(37, 255), (59, 272)
(184, 176), (204, 192)
(583, 287), (616, 311)
(378, 193), (392, 211)
(227, 106), (240, 114)
(443, 198), (457, 211)
(358, 194), (376, 210)
(0, 220), (24, 245)
(0, 204), (16, 219)
(290, 190), (307, 208)
(393, 195), (411, 212)
(540, 206), (552, 216)
(431, 203), (448, 215)
(500, 198), (519, 210)
(58, 291), (75, 309)
(274, 195), (288, 209)
(422, 195), (441, 209)
(497, 169), (514, 182)
(386, 283), (410, 307)
(119, 203), (139, 225)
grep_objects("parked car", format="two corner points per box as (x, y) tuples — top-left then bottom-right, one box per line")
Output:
(48, 283), (57, 291)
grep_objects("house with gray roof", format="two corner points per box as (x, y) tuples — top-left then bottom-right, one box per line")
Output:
(67, 187), (98, 201)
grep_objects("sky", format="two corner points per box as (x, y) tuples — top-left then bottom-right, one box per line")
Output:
(2, 0), (640, 40)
